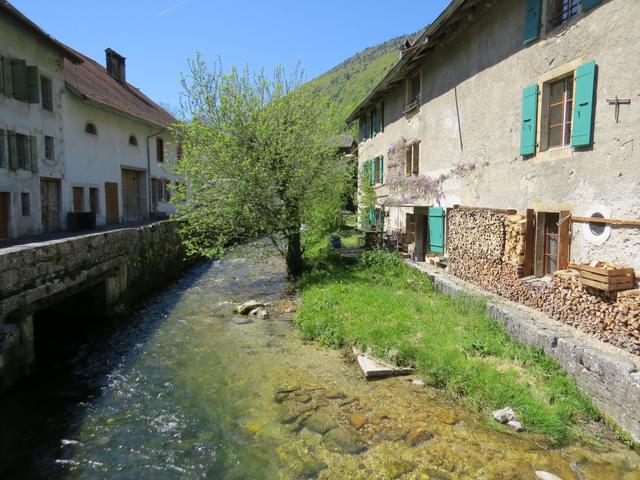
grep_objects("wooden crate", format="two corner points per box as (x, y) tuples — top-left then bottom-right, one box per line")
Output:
(577, 264), (635, 292)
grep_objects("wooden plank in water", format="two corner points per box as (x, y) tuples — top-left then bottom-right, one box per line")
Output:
(354, 351), (414, 379)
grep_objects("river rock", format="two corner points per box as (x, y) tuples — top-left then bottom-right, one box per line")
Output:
(492, 407), (516, 424)
(506, 420), (524, 432)
(381, 426), (410, 442)
(411, 379), (426, 386)
(249, 307), (269, 319)
(235, 300), (265, 315)
(405, 427), (433, 446)
(322, 389), (346, 400)
(382, 459), (416, 479)
(304, 411), (338, 434)
(348, 413), (368, 429)
(322, 427), (367, 454)
(278, 401), (312, 424)
(434, 410), (458, 425)
(535, 472), (564, 480)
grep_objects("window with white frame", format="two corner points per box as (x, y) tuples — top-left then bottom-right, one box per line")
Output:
(405, 142), (420, 176)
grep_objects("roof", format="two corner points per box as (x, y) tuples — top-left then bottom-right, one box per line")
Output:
(0, 1), (82, 63)
(64, 52), (176, 129)
(345, 0), (492, 124)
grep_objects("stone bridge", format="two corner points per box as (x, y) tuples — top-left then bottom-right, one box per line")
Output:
(0, 221), (184, 388)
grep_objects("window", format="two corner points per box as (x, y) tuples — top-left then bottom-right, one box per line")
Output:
(73, 187), (84, 212)
(16, 134), (28, 170)
(405, 73), (421, 113)
(543, 212), (559, 274)
(547, 75), (573, 149)
(44, 136), (54, 161)
(21, 192), (30, 216)
(405, 142), (420, 176)
(129, 135), (138, 146)
(547, 0), (580, 30)
(533, 210), (570, 277)
(41, 76), (53, 111)
(0, 130), (6, 168)
(153, 178), (171, 203)
(89, 187), (99, 213)
(156, 138), (164, 162)
(85, 123), (97, 135)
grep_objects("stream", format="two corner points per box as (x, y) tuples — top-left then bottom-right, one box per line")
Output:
(1, 245), (639, 479)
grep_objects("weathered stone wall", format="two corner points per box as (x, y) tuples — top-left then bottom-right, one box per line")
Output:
(447, 208), (640, 355)
(0, 221), (185, 388)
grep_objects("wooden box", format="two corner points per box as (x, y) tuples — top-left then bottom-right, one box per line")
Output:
(577, 264), (635, 292)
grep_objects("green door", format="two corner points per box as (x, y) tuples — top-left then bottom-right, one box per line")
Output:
(428, 207), (445, 254)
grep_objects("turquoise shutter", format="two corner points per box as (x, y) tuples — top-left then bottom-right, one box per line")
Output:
(520, 83), (538, 156)
(368, 208), (375, 226)
(428, 207), (445, 254)
(27, 66), (39, 104)
(523, 0), (542, 45)
(8, 131), (17, 170)
(30, 136), (38, 173)
(10, 59), (27, 101)
(1, 57), (12, 96)
(369, 159), (375, 186)
(379, 155), (384, 183)
(571, 60), (596, 148)
(582, 0), (601, 11)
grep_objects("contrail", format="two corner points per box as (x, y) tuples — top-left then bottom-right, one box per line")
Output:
(157, 0), (188, 17)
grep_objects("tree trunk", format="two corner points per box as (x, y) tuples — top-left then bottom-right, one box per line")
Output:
(286, 230), (303, 279)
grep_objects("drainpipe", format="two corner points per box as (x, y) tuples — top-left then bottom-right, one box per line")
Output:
(146, 129), (164, 219)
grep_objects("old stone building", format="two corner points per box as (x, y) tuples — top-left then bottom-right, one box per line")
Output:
(349, 0), (639, 272)
(0, 2), (178, 240)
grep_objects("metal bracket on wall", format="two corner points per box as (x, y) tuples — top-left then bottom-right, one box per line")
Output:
(606, 96), (631, 123)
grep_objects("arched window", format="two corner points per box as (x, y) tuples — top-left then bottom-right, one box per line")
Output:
(129, 135), (138, 146)
(85, 122), (97, 135)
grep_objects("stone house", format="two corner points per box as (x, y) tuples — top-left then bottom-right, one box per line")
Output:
(0, 1), (178, 240)
(348, 0), (640, 273)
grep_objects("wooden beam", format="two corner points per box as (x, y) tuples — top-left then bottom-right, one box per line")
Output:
(571, 216), (640, 227)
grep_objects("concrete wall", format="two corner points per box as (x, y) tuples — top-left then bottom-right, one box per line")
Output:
(0, 11), (66, 238)
(358, 0), (640, 269)
(0, 220), (185, 388)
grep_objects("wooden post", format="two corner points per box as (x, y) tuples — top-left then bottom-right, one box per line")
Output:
(558, 210), (571, 270)
(523, 208), (535, 276)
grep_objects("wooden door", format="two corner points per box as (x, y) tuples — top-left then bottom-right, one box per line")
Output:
(73, 187), (84, 212)
(427, 207), (445, 254)
(121, 169), (141, 222)
(105, 182), (119, 224)
(40, 178), (60, 232)
(0, 192), (9, 239)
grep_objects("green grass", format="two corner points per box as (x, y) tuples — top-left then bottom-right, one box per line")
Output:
(296, 249), (600, 445)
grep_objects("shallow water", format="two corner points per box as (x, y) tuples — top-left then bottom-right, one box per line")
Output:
(1, 245), (640, 479)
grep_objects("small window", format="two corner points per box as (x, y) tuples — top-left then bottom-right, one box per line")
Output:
(16, 134), (28, 169)
(0, 130), (6, 168)
(547, 75), (573, 149)
(405, 73), (421, 113)
(89, 187), (99, 213)
(405, 142), (420, 176)
(44, 136), (54, 161)
(85, 123), (97, 135)
(73, 186), (84, 212)
(129, 135), (138, 146)
(41, 77), (53, 111)
(547, 0), (580, 30)
(21, 192), (30, 216)
(156, 138), (164, 162)
(589, 212), (606, 236)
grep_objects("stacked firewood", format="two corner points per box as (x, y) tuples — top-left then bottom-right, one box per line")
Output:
(446, 208), (640, 356)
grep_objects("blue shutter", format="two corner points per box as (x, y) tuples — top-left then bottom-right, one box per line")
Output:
(379, 155), (384, 183)
(581, 0), (601, 11)
(520, 83), (538, 156)
(523, 0), (542, 45)
(571, 60), (597, 148)
(369, 159), (375, 186)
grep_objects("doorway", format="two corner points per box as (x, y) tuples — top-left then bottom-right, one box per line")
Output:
(40, 178), (60, 232)
(121, 169), (144, 222)
(105, 182), (119, 224)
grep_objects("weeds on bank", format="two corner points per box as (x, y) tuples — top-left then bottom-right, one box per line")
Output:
(296, 248), (599, 445)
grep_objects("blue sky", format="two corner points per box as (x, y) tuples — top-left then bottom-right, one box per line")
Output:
(12, 0), (450, 112)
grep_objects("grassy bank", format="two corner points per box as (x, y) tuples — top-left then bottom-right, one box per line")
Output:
(296, 249), (599, 444)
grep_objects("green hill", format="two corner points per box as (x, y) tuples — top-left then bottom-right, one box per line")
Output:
(309, 33), (415, 127)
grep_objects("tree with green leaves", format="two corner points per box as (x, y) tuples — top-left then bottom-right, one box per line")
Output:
(172, 55), (351, 277)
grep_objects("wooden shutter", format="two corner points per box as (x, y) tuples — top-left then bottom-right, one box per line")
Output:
(29, 136), (38, 173)
(581, 0), (601, 11)
(571, 60), (596, 148)
(10, 59), (27, 101)
(369, 159), (375, 186)
(558, 210), (570, 270)
(27, 66), (39, 104)
(8, 131), (17, 171)
(523, 208), (536, 276)
(1, 56), (12, 96)
(523, 0), (542, 45)
(520, 84), (538, 156)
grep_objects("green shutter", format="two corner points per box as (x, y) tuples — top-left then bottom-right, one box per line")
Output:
(1, 56), (13, 96)
(10, 59), (27, 101)
(30, 136), (38, 173)
(581, 0), (601, 11)
(379, 155), (384, 183)
(520, 83), (538, 156)
(368, 208), (375, 226)
(8, 131), (17, 171)
(523, 0), (542, 45)
(27, 66), (39, 104)
(571, 60), (597, 148)
(428, 207), (445, 254)
(369, 159), (375, 186)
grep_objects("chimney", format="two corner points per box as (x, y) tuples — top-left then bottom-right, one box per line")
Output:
(105, 48), (126, 84)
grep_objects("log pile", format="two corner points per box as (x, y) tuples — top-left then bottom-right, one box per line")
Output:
(446, 208), (640, 356)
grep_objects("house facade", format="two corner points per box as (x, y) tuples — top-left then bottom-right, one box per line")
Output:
(0, 2), (177, 240)
(349, 0), (640, 273)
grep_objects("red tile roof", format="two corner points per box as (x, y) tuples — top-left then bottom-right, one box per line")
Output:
(64, 52), (176, 129)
